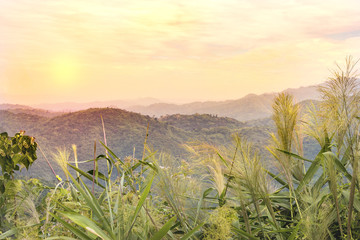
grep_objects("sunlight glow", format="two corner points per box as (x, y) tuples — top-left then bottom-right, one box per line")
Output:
(1, 0), (360, 104)
(50, 56), (80, 87)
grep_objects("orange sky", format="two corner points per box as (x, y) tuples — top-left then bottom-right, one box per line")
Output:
(1, 0), (360, 104)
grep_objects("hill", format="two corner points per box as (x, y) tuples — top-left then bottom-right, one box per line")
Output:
(31, 97), (162, 112)
(0, 110), (48, 134)
(1, 99), (321, 181)
(159, 113), (244, 131)
(0, 104), (63, 118)
(4, 84), (321, 121)
(0, 103), (33, 110)
(127, 85), (319, 121)
(1, 108), (253, 180)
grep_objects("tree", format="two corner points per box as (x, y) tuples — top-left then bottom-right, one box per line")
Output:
(0, 131), (37, 181)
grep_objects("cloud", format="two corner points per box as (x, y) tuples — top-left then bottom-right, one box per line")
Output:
(1, 0), (360, 103)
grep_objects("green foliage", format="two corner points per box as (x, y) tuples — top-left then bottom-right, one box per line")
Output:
(0, 178), (46, 237)
(203, 206), (237, 240)
(0, 132), (39, 236)
(0, 131), (37, 180)
(1, 104), (322, 183)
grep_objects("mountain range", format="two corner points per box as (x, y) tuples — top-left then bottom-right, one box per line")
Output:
(0, 84), (321, 181)
(8, 84), (320, 122)
(31, 97), (162, 112)
(1, 108), (271, 180)
(128, 85), (320, 121)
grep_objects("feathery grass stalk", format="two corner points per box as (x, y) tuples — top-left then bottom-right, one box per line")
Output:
(240, 197), (251, 235)
(324, 152), (344, 236)
(142, 122), (150, 161)
(220, 138), (240, 206)
(235, 136), (267, 238)
(140, 122), (150, 188)
(44, 181), (64, 226)
(72, 144), (79, 181)
(345, 112), (359, 240)
(100, 115), (108, 158)
(92, 140), (96, 194)
(52, 148), (70, 182)
(103, 143), (159, 232)
(347, 146), (358, 239)
(319, 56), (360, 239)
(38, 144), (60, 182)
(101, 115), (112, 195)
(270, 93), (303, 220)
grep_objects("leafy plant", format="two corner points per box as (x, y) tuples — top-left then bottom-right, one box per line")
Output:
(0, 131), (37, 180)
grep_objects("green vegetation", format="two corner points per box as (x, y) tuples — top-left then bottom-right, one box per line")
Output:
(0, 132), (37, 180)
(1, 103), (321, 182)
(0, 57), (359, 239)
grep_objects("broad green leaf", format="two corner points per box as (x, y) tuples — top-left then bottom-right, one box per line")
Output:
(312, 173), (326, 195)
(194, 188), (214, 225)
(49, 212), (95, 240)
(0, 228), (18, 239)
(105, 180), (114, 233)
(45, 237), (78, 240)
(58, 210), (112, 240)
(342, 190), (360, 212)
(127, 173), (155, 236)
(138, 160), (158, 172)
(67, 172), (113, 235)
(231, 226), (258, 240)
(180, 222), (205, 240)
(216, 152), (229, 167)
(288, 221), (300, 240)
(296, 156), (322, 193)
(87, 170), (108, 181)
(68, 164), (105, 188)
(265, 170), (288, 188)
(99, 141), (123, 165)
(149, 216), (177, 240)
(276, 149), (313, 163)
(323, 152), (352, 181)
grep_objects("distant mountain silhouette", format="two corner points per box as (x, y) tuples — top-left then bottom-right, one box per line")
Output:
(0, 104), (63, 118)
(1, 84), (320, 121)
(0, 103), (33, 110)
(31, 97), (162, 112)
(128, 85), (320, 121)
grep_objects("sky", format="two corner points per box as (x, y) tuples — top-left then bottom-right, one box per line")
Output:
(1, 0), (360, 104)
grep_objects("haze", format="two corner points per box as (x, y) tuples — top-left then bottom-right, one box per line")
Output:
(1, 0), (360, 105)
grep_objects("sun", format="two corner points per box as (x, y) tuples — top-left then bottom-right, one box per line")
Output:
(50, 56), (80, 87)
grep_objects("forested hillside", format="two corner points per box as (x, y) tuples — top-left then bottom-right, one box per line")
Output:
(1, 101), (320, 181)
(0, 108), (250, 180)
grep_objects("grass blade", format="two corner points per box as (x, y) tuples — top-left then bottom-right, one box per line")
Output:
(58, 211), (111, 240)
(127, 173), (155, 237)
(231, 226), (258, 240)
(149, 216), (177, 240)
(49, 212), (95, 240)
(180, 222), (205, 240)
(276, 149), (313, 163)
(68, 164), (105, 188)
(67, 172), (113, 236)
